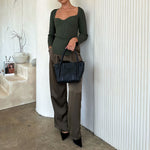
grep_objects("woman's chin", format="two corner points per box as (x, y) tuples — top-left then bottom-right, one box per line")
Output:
(59, 0), (68, 4)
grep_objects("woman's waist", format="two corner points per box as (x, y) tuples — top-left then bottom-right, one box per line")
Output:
(54, 34), (77, 40)
(51, 35), (79, 52)
(52, 37), (68, 48)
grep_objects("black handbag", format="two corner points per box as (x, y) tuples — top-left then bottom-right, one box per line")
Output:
(53, 48), (85, 83)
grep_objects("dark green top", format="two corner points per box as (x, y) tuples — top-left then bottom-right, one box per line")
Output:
(48, 6), (88, 56)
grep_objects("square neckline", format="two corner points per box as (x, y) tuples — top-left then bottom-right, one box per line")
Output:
(54, 6), (79, 21)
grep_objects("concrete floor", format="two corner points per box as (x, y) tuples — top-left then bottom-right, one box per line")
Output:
(0, 102), (116, 150)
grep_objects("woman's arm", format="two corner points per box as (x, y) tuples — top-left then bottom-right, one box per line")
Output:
(76, 7), (88, 45)
(65, 7), (88, 51)
(48, 9), (56, 48)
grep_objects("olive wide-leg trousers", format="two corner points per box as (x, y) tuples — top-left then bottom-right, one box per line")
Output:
(49, 45), (83, 140)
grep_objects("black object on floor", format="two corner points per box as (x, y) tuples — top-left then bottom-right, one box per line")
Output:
(73, 137), (82, 147)
(60, 130), (70, 140)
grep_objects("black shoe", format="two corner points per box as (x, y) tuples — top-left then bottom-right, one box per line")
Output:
(73, 137), (82, 147)
(60, 130), (70, 140)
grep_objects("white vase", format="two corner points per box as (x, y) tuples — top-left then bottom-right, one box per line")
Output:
(12, 52), (29, 64)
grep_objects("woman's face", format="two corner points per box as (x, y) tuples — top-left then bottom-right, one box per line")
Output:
(58, 0), (69, 4)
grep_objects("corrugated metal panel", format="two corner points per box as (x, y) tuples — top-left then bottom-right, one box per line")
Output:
(94, 0), (150, 150)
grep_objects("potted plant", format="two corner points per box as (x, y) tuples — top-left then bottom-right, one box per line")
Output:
(11, 30), (29, 64)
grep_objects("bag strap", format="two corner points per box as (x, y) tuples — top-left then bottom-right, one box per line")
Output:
(60, 48), (79, 64)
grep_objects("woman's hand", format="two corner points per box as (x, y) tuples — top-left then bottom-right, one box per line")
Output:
(65, 37), (78, 51)
(48, 46), (52, 52)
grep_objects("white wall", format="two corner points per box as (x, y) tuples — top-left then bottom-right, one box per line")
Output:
(36, 0), (95, 132)
(0, 0), (36, 71)
(94, 0), (150, 150)
(36, 0), (57, 117)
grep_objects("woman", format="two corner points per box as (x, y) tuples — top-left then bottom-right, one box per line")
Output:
(48, 0), (88, 147)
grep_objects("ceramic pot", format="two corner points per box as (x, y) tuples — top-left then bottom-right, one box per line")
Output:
(12, 52), (29, 64)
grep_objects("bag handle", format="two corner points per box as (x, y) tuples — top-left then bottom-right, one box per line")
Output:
(60, 48), (79, 64)
(58, 48), (80, 77)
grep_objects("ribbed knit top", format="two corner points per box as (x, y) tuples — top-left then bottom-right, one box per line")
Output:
(48, 6), (88, 56)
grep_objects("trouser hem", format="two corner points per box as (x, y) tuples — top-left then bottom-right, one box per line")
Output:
(54, 123), (69, 132)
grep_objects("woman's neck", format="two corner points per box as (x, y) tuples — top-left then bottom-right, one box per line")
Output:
(60, 1), (74, 9)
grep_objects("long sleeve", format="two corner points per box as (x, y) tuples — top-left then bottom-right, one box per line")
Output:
(48, 9), (56, 47)
(76, 7), (88, 45)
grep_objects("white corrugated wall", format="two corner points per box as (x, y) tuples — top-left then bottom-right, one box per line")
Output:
(94, 0), (150, 150)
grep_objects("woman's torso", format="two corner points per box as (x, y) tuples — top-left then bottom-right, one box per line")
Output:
(52, 7), (81, 56)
